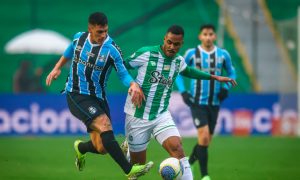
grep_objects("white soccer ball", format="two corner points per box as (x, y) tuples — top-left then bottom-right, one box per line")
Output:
(159, 157), (183, 180)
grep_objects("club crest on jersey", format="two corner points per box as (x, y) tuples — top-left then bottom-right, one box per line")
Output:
(150, 61), (156, 66)
(98, 55), (106, 62)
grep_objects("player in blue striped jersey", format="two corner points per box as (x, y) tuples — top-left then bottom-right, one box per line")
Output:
(46, 12), (153, 179)
(176, 24), (236, 180)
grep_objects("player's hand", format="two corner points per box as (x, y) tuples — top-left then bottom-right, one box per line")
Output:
(181, 91), (194, 106)
(211, 75), (237, 87)
(128, 82), (145, 108)
(46, 68), (61, 86)
(218, 87), (229, 102)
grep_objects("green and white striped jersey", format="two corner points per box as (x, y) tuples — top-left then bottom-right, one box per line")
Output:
(124, 45), (187, 120)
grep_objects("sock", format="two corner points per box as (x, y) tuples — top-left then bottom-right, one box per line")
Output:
(78, 140), (99, 154)
(197, 145), (208, 177)
(100, 130), (132, 174)
(188, 144), (198, 165)
(180, 157), (193, 180)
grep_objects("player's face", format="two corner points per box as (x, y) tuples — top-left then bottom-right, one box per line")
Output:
(162, 32), (183, 57)
(88, 24), (108, 45)
(199, 28), (216, 49)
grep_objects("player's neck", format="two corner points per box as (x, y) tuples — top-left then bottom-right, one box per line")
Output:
(200, 45), (214, 52)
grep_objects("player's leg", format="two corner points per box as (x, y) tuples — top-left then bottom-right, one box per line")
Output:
(66, 92), (103, 171)
(189, 105), (210, 179)
(154, 111), (193, 180)
(125, 113), (151, 165)
(125, 114), (154, 179)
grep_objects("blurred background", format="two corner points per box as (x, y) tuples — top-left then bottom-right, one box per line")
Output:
(0, 0), (300, 179)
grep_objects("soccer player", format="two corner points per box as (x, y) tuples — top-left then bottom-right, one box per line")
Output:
(45, 12), (153, 179)
(122, 25), (237, 180)
(176, 24), (237, 180)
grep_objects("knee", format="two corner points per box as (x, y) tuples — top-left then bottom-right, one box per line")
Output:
(200, 136), (210, 146)
(168, 142), (184, 158)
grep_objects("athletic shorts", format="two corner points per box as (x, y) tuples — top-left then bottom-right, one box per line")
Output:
(66, 91), (110, 132)
(190, 105), (220, 134)
(125, 111), (181, 152)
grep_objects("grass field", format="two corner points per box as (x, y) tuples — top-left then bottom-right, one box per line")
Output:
(0, 136), (299, 180)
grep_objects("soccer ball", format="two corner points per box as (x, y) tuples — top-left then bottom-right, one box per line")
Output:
(159, 157), (183, 180)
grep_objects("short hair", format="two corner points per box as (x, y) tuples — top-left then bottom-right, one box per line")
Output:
(88, 12), (108, 26)
(200, 24), (216, 32)
(167, 25), (184, 37)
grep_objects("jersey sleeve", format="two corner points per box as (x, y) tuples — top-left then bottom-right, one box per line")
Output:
(222, 49), (237, 89)
(183, 48), (195, 65)
(63, 32), (83, 59)
(110, 44), (134, 87)
(125, 47), (149, 69)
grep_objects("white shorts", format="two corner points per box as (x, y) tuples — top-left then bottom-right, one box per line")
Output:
(125, 111), (181, 152)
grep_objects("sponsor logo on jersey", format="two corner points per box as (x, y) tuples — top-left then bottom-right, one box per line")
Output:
(74, 58), (104, 71)
(75, 45), (82, 52)
(163, 65), (170, 70)
(149, 71), (173, 87)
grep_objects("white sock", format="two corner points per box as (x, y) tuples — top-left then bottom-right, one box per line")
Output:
(180, 157), (193, 180)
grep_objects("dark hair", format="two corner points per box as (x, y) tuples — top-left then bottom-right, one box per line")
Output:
(88, 12), (108, 26)
(167, 25), (184, 37)
(200, 24), (216, 32)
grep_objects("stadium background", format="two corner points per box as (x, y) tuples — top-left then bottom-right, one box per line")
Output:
(0, 0), (300, 179)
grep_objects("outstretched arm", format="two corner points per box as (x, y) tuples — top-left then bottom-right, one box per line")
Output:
(180, 66), (237, 86)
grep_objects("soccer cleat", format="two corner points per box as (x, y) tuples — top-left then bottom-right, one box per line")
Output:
(126, 161), (154, 179)
(74, 140), (86, 171)
(201, 175), (211, 180)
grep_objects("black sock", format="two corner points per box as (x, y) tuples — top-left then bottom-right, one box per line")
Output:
(100, 130), (132, 174)
(189, 144), (199, 165)
(78, 140), (99, 154)
(197, 145), (208, 177)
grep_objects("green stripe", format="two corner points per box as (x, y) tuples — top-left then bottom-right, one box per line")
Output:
(148, 59), (173, 120)
(154, 125), (177, 136)
(134, 51), (159, 118)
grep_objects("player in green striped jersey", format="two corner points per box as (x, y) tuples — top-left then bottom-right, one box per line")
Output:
(123, 25), (237, 179)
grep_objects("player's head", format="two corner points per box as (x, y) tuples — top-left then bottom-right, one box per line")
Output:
(162, 25), (184, 57)
(88, 12), (108, 45)
(198, 24), (216, 49)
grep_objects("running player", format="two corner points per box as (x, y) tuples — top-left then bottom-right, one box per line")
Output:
(122, 25), (237, 180)
(46, 12), (153, 179)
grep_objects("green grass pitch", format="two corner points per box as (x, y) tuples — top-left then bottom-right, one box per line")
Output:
(0, 136), (299, 180)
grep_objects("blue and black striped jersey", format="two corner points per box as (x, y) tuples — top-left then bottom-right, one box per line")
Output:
(64, 32), (133, 100)
(176, 45), (236, 106)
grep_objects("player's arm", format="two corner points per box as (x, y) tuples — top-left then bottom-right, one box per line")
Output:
(111, 45), (145, 107)
(46, 32), (81, 86)
(180, 66), (237, 86)
(222, 50), (237, 89)
(46, 43), (74, 86)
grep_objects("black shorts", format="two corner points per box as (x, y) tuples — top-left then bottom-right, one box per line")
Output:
(190, 105), (220, 134)
(66, 91), (110, 132)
